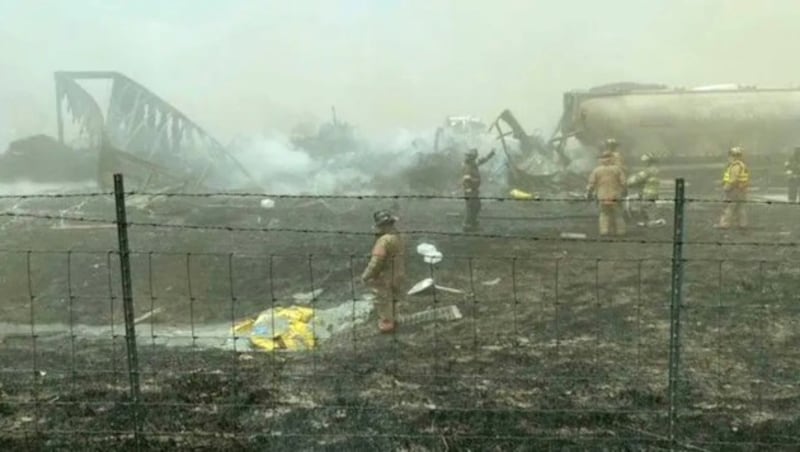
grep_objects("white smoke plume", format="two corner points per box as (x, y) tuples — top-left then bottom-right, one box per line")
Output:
(228, 128), (438, 194)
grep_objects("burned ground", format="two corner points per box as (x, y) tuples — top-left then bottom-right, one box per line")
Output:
(0, 193), (799, 451)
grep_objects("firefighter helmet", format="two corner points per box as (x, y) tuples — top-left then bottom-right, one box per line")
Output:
(373, 210), (398, 227)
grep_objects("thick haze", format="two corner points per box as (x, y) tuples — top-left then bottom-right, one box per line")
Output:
(2, 0), (799, 148)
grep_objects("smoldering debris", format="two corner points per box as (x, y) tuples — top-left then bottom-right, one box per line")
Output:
(0, 135), (96, 183)
(3, 70), (590, 205)
(228, 126), (449, 195)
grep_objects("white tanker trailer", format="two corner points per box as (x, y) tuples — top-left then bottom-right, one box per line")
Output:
(492, 83), (800, 193)
(559, 83), (800, 161)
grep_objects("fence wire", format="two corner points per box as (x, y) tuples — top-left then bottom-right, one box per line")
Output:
(0, 250), (798, 450)
(0, 182), (799, 450)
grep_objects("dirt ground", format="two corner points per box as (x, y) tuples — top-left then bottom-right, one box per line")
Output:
(1, 191), (799, 451)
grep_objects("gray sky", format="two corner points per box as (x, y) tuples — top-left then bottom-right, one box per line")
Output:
(2, 0), (799, 145)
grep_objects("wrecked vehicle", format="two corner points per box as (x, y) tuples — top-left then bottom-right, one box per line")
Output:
(381, 115), (506, 196)
(555, 82), (800, 159)
(551, 82), (800, 187)
(0, 134), (96, 183)
(488, 109), (585, 194)
(489, 82), (800, 193)
(290, 107), (362, 158)
(433, 115), (491, 153)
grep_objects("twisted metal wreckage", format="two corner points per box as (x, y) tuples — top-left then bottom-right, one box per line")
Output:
(51, 72), (577, 205)
(14, 74), (789, 226)
(0, 72), (272, 225)
(54, 71), (259, 193)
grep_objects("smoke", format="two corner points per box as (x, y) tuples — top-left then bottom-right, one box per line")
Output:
(228, 128), (436, 194)
(5, 1), (800, 140)
(229, 133), (314, 192)
(2, 0), (799, 179)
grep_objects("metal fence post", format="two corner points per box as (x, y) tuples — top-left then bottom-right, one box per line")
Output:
(113, 173), (142, 448)
(667, 178), (686, 447)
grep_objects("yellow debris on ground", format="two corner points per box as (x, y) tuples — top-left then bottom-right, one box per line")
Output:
(233, 306), (316, 351)
(510, 188), (536, 199)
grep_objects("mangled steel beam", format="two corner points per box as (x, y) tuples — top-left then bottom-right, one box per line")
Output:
(487, 109), (578, 192)
(55, 71), (258, 192)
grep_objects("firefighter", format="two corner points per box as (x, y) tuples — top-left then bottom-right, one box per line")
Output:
(586, 150), (627, 236)
(361, 210), (406, 333)
(462, 148), (496, 232)
(715, 146), (750, 229)
(627, 153), (662, 227)
(785, 146), (800, 203)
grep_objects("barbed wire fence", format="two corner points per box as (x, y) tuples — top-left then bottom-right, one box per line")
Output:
(0, 174), (798, 450)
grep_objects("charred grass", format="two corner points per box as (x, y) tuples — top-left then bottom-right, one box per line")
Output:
(1, 198), (800, 450)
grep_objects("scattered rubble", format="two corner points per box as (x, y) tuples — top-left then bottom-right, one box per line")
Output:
(407, 278), (465, 296)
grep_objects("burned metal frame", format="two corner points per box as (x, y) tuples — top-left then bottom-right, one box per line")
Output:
(54, 71), (258, 192)
(486, 109), (576, 192)
(490, 109), (571, 165)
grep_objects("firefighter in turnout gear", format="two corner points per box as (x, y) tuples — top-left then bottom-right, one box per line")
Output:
(785, 146), (800, 203)
(627, 153), (663, 227)
(462, 148), (496, 232)
(715, 146), (750, 229)
(361, 210), (406, 333)
(587, 150), (627, 236)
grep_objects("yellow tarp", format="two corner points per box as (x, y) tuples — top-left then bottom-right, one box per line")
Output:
(232, 306), (316, 351)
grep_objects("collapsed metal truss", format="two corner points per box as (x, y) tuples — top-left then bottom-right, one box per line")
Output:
(55, 71), (256, 191)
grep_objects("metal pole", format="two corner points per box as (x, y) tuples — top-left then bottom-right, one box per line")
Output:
(113, 173), (142, 448)
(667, 178), (686, 447)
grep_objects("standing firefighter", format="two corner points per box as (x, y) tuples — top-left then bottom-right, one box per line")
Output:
(715, 146), (750, 229)
(461, 148), (496, 232)
(587, 150), (627, 236)
(361, 210), (406, 333)
(785, 146), (800, 203)
(627, 153), (663, 227)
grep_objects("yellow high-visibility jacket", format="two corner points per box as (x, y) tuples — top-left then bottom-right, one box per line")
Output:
(723, 159), (750, 191)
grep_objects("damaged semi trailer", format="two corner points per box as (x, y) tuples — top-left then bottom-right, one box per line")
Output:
(557, 83), (800, 190)
(493, 83), (800, 193)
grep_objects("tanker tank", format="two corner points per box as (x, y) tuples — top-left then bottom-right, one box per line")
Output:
(556, 83), (800, 191)
(561, 84), (800, 159)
